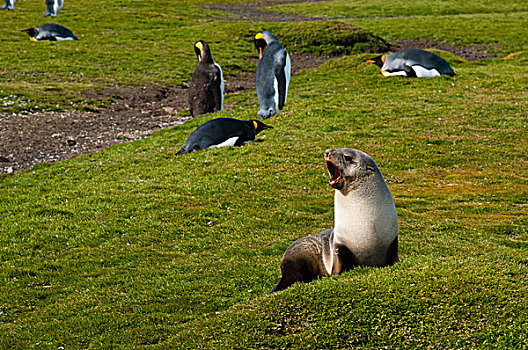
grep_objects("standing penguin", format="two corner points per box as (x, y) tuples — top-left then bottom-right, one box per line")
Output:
(177, 118), (273, 155)
(1, 0), (17, 11)
(254, 31), (291, 119)
(44, 0), (63, 17)
(188, 40), (224, 118)
(21, 24), (77, 41)
(362, 48), (455, 77)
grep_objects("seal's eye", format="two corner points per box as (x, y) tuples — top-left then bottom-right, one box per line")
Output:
(344, 155), (353, 162)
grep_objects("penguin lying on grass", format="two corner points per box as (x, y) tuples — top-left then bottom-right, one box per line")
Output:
(363, 48), (455, 77)
(188, 40), (224, 117)
(21, 23), (77, 41)
(1, 0), (16, 11)
(177, 118), (273, 155)
(254, 31), (291, 119)
(44, 0), (63, 17)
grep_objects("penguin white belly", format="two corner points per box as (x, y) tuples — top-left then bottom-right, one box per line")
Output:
(54, 0), (63, 13)
(273, 78), (279, 111)
(284, 53), (291, 104)
(55, 36), (75, 41)
(412, 65), (441, 77)
(214, 63), (224, 110)
(209, 136), (239, 148)
(381, 70), (407, 77)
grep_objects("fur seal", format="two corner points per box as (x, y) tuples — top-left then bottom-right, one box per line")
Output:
(271, 148), (398, 293)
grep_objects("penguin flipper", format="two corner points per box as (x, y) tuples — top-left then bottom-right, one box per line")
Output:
(402, 64), (417, 77)
(233, 136), (249, 147)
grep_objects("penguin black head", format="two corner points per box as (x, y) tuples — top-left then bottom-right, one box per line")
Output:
(250, 119), (274, 134)
(362, 55), (386, 69)
(21, 27), (38, 41)
(194, 40), (214, 64)
(254, 32), (267, 59)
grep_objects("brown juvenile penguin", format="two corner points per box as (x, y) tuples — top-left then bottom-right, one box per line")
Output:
(188, 40), (224, 117)
(271, 148), (398, 293)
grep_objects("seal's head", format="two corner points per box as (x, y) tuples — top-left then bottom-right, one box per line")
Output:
(324, 148), (377, 193)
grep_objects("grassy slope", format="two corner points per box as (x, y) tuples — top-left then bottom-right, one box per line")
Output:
(1, 0), (527, 348)
(266, 0), (528, 16)
(0, 1), (387, 113)
(268, 0), (528, 53)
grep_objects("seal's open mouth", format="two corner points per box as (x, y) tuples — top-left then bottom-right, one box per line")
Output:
(325, 157), (344, 189)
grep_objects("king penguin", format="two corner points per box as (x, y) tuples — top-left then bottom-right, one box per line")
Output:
(254, 31), (291, 119)
(1, 0), (17, 11)
(21, 24), (77, 41)
(44, 0), (63, 17)
(188, 40), (224, 118)
(177, 118), (273, 155)
(362, 48), (455, 77)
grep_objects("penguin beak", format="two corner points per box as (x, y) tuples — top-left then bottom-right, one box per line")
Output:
(258, 47), (263, 59)
(362, 59), (375, 63)
(262, 125), (273, 129)
(194, 42), (203, 62)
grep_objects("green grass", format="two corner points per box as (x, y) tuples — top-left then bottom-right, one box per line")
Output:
(1, 0), (528, 348)
(265, 0), (528, 17)
(267, 1), (528, 53)
(0, 1), (387, 114)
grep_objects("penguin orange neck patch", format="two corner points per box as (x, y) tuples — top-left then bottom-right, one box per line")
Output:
(253, 121), (258, 129)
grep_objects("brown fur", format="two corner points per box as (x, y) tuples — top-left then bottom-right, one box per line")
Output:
(271, 229), (332, 293)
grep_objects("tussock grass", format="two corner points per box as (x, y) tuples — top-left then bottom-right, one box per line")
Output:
(1, 0), (527, 348)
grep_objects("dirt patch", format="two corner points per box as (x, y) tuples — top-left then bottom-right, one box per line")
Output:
(199, 0), (332, 22)
(0, 86), (189, 174)
(394, 40), (498, 61)
(0, 52), (328, 174)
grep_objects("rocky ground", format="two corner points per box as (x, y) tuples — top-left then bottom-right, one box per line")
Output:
(0, 2), (498, 174)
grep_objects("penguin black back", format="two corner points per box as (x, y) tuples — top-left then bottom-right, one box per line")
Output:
(177, 118), (273, 155)
(188, 40), (224, 117)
